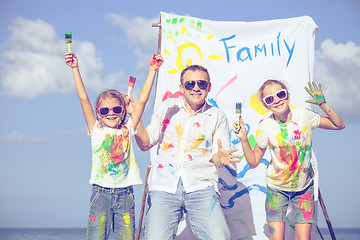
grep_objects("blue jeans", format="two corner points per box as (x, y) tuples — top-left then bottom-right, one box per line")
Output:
(266, 182), (316, 224)
(144, 179), (231, 240)
(87, 184), (135, 240)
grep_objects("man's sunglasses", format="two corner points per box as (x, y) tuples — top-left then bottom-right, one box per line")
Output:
(97, 105), (124, 117)
(183, 80), (210, 90)
(262, 89), (287, 106)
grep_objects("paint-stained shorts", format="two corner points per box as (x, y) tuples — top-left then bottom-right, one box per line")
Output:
(87, 184), (135, 240)
(265, 182), (316, 224)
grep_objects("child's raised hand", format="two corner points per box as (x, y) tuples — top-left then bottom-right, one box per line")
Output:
(150, 53), (163, 70)
(305, 81), (326, 105)
(124, 93), (137, 115)
(65, 52), (78, 68)
(233, 117), (248, 141)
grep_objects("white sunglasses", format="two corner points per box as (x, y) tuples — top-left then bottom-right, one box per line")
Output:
(262, 89), (287, 106)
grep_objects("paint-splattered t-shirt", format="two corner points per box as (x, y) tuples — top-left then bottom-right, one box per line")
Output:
(89, 120), (142, 188)
(256, 107), (320, 192)
(146, 98), (231, 194)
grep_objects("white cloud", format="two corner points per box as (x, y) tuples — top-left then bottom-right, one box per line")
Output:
(314, 39), (360, 122)
(105, 14), (160, 74)
(0, 130), (44, 144)
(105, 14), (159, 48)
(0, 17), (124, 99)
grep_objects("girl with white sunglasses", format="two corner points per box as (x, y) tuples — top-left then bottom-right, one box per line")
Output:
(234, 79), (345, 240)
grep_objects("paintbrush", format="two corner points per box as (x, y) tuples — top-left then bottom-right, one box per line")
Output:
(128, 76), (136, 95)
(65, 32), (72, 52)
(235, 102), (242, 132)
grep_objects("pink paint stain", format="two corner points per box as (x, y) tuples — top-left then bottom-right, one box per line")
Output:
(193, 122), (201, 128)
(294, 130), (301, 140)
(162, 90), (184, 101)
(158, 163), (164, 169)
(162, 119), (170, 132)
(297, 192), (313, 221)
(187, 155), (193, 161)
(215, 74), (238, 100)
(90, 214), (97, 222)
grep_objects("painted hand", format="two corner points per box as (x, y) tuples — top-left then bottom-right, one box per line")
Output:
(150, 53), (164, 70)
(233, 117), (247, 141)
(305, 81), (326, 105)
(212, 139), (241, 171)
(64, 52), (78, 68)
(125, 93), (137, 114)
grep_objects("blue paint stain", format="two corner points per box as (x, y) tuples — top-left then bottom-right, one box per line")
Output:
(207, 98), (219, 108)
(219, 182), (266, 209)
(224, 158), (269, 179)
(209, 195), (217, 216)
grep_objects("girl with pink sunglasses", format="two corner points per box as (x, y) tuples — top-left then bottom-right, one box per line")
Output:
(65, 51), (163, 240)
(234, 79), (345, 240)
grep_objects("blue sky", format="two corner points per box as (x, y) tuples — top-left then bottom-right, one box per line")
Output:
(0, 0), (359, 230)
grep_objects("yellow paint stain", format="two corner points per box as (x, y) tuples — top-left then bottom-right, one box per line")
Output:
(250, 94), (269, 115)
(176, 124), (183, 147)
(141, 82), (149, 93)
(164, 49), (171, 56)
(186, 59), (193, 66)
(276, 132), (284, 146)
(181, 26), (187, 35)
(121, 212), (133, 239)
(98, 212), (106, 238)
(167, 35), (173, 41)
(188, 134), (205, 150)
(123, 212), (131, 228)
(162, 140), (174, 150)
(256, 128), (261, 138)
(168, 68), (178, 75)
(301, 126), (308, 133)
(208, 54), (222, 60)
(176, 125), (183, 139)
(206, 34), (215, 40)
(290, 103), (295, 109)
(176, 42), (203, 72)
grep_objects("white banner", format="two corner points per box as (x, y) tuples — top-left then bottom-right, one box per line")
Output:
(152, 11), (319, 239)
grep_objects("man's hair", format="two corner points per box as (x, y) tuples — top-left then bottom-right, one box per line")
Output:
(180, 65), (210, 84)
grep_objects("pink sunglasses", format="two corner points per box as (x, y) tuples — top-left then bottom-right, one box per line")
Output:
(97, 105), (124, 117)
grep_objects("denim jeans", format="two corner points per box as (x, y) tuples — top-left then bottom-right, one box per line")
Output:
(144, 179), (231, 240)
(87, 184), (135, 240)
(266, 182), (316, 224)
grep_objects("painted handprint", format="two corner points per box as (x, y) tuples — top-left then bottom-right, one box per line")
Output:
(305, 81), (325, 105)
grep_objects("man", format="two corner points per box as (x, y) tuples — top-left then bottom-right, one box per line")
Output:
(135, 65), (240, 240)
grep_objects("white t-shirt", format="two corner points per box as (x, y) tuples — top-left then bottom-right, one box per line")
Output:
(146, 98), (231, 194)
(256, 107), (320, 192)
(89, 120), (142, 188)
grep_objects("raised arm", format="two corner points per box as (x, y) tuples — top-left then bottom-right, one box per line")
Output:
(305, 81), (345, 130)
(134, 120), (153, 151)
(65, 52), (96, 134)
(129, 53), (163, 131)
(234, 117), (266, 169)
(125, 95), (153, 151)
